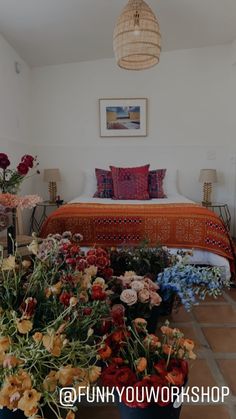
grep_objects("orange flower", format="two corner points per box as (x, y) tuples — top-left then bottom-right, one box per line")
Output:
(69, 297), (78, 307)
(136, 357), (147, 373)
(17, 370), (32, 391)
(56, 366), (88, 387)
(143, 334), (160, 350)
(42, 333), (63, 357)
(0, 336), (11, 352)
(160, 325), (175, 336)
(3, 355), (24, 368)
(16, 319), (33, 334)
(88, 366), (101, 383)
(183, 339), (195, 352)
(18, 389), (41, 417)
(79, 291), (89, 303)
(43, 371), (58, 392)
(66, 411), (75, 419)
(98, 344), (112, 360)
(162, 344), (174, 356)
(33, 332), (43, 343)
(133, 318), (147, 332)
(51, 281), (62, 295)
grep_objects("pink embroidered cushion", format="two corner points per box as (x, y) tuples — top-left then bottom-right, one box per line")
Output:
(93, 168), (114, 198)
(148, 169), (167, 198)
(110, 165), (150, 200)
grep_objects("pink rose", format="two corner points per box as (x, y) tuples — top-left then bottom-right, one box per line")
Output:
(138, 289), (150, 303)
(143, 277), (159, 291)
(120, 289), (137, 306)
(149, 291), (162, 307)
(131, 280), (144, 292)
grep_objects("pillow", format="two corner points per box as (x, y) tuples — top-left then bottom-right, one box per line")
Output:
(110, 165), (150, 200)
(148, 169), (166, 198)
(93, 168), (114, 198)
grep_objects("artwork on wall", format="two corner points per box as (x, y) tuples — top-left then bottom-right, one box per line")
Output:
(99, 98), (147, 137)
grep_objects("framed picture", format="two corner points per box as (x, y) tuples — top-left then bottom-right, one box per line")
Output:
(99, 98), (147, 137)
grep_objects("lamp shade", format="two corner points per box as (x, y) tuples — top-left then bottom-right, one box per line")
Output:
(199, 169), (217, 183)
(113, 0), (161, 70)
(43, 169), (61, 182)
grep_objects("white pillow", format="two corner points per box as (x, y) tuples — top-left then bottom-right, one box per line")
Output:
(83, 172), (97, 196)
(163, 169), (178, 195)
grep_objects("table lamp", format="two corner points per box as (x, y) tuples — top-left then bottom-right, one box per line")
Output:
(199, 169), (217, 205)
(43, 169), (61, 203)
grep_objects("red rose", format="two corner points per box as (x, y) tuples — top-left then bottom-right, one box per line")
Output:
(21, 154), (34, 168)
(77, 258), (88, 271)
(59, 291), (72, 306)
(87, 249), (97, 256)
(19, 297), (37, 319)
(0, 153), (10, 170)
(91, 285), (106, 301)
(83, 307), (92, 316)
(101, 267), (113, 280)
(17, 162), (29, 175)
(69, 245), (80, 255)
(111, 304), (125, 326)
(86, 255), (97, 265)
(96, 248), (108, 258)
(65, 258), (76, 266)
(96, 256), (108, 269)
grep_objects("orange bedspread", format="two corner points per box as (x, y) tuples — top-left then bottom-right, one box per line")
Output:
(40, 202), (235, 266)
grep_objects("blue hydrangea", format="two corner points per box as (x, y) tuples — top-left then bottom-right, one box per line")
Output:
(156, 263), (230, 311)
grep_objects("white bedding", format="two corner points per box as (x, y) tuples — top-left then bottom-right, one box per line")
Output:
(69, 193), (231, 280)
(69, 193), (194, 205)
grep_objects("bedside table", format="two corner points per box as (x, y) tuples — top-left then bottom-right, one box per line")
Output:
(30, 201), (63, 234)
(202, 202), (231, 230)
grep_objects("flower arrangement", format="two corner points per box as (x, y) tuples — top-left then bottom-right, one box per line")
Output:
(0, 233), (116, 418)
(108, 271), (162, 322)
(0, 153), (39, 194)
(101, 316), (196, 408)
(109, 245), (175, 278)
(156, 262), (230, 311)
(0, 194), (42, 210)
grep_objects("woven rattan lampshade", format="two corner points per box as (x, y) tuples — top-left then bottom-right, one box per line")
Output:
(113, 0), (161, 70)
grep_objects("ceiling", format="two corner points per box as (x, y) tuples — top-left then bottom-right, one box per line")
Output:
(0, 0), (236, 67)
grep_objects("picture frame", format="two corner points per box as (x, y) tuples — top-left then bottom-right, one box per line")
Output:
(99, 98), (147, 137)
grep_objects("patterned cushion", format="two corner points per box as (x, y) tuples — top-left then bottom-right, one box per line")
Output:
(93, 168), (114, 198)
(110, 165), (150, 200)
(148, 169), (167, 198)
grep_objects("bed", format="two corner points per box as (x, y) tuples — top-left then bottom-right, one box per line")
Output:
(40, 190), (235, 280)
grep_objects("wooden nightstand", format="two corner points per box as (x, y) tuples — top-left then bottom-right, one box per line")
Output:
(202, 202), (231, 231)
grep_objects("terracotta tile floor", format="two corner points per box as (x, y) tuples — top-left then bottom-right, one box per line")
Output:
(75, 290), (236, 419)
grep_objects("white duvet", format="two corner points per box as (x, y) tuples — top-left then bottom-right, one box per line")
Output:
(68, 193), (231, 280)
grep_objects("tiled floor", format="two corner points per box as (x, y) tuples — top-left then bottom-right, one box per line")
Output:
(76, 289), (236, 419)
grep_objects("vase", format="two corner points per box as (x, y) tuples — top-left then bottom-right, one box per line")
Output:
(146, 305), (160, 334)
(7, 208), (16, 255)
(118, 401), (182, 419)
(0, 408), (26, 418)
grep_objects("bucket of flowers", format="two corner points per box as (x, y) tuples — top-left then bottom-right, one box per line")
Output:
(100, 314), (196, 419)
(0, 233), (115, 419)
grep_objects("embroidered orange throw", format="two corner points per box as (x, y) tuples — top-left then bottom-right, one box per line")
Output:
(40, 202), (234, 266)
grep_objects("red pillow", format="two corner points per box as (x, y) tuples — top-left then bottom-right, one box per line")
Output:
(110, 165), (150, 200)
(148, 169), (166, 198)
(93, 168), (114, 198)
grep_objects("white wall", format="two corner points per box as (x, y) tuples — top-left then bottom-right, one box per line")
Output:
(31, 44), (236, 234)
(0, 34), (34, 191)
(0, 34), (35, 233)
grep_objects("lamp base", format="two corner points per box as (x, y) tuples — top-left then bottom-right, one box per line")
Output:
(48, 181), (57, 203)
